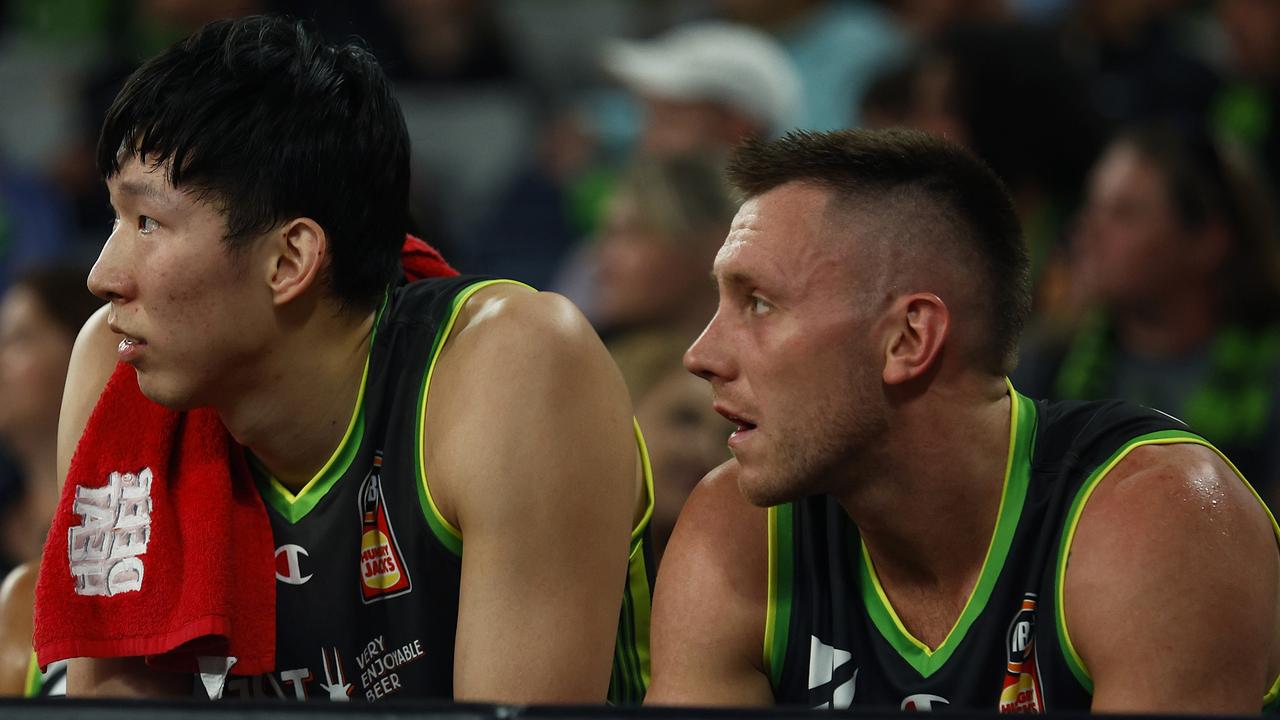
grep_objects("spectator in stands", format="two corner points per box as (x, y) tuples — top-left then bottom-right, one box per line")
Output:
(592, 154), (737, 402)
(712, 0), (906, 130)
(0, 264), (99, 696)
(591, 153), (738, 565)
(0, 265), (99, 570)
(861, 23), (1105, 333)
(549, 22), (801, 319)
(1018, 123), (1280, 502)
(601, 20), (803, 158)
(1059, 0), (1221, 129)
(1214, 0), (1280, 195)
(635, 368), (733, 563)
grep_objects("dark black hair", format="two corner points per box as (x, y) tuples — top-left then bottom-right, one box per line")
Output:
(727, 128), (1030, 375)
(98, 15), (409, 311)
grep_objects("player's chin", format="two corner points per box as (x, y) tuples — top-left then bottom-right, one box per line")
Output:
(734, 463), (794, 508)
(135, 369), (202, 411)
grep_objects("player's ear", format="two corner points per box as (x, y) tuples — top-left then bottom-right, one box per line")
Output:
(266, 217), (326, 305)
(882, 293), (949, 386)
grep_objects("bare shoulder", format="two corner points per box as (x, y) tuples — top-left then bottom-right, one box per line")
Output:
(57, 305), (116, 487)
(665, 459), (768, 576)
(1065, 442), (1280, 712)
(446, 284), (608, 364)
(656, 459), (769, 635)
(649, 460), (773, 705)
(425, 285), (639, 702)
(425, 283), (634, 529)
(1070, 442), (1275, 561)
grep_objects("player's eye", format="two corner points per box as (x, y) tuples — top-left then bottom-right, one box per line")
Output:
(750, 295), (773, 315)
(137, 216), (159, 235)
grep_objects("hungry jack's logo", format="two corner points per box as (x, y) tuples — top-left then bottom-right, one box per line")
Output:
(998, 592), (1044, 713)
(358, 452), (412, 603)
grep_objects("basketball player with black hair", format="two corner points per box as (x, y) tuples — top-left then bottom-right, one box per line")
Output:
(58, 15), (651, 703)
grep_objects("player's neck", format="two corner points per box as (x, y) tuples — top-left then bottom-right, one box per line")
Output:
(834, 376), (1011, 595)
(218, 300), (377, 493)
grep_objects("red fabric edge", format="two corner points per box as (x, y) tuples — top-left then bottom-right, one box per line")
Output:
(38, 615), (228, 670)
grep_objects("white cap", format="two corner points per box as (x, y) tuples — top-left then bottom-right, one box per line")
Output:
(602, 21), (802, 135)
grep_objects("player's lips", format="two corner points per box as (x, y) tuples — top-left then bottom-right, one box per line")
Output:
(108, 322), (147, 361)
(715, 403), (758, 446)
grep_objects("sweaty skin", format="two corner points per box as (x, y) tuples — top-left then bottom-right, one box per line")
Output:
(648, 181), (1280, 712)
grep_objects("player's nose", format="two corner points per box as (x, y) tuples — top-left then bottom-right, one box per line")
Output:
(87, 227), (138, 303)
(684, 311), (737, 384)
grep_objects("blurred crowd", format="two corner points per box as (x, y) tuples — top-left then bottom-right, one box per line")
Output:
(1, 0), (1280, 576)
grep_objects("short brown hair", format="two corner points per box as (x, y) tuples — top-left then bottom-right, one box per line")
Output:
(727, 128), (1030, 375)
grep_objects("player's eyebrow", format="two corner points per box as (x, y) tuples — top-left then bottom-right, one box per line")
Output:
(714, 268), (756, 291)
(115, 179), (166, 202)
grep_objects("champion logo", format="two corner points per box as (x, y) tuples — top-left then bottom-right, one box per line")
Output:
(275, 544), (313, 585)
(68, 468), (153, 596)
(808, 635), (858, 709)
(901, 694), (950, 711)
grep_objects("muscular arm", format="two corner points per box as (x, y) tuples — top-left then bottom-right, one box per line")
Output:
(647, 461), (773, 706)
(60, 307), (189, 698)
(426, 286), (641, 703)
(1065, 443), (1280, 713)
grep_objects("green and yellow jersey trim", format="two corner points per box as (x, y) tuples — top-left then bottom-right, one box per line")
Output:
(23, 651), (40, 697)
(630, 419), (656, 547)
(411, 280), (658, 554)
(410, 278), (656, 703)
(609, 419), (656, 704)
(1054, 430), (1280, 707)
(764, 502), (795, 689)
(413, 279), (530, 555)
(251, 298), (385, 524)
(856, 381), (1036, 678)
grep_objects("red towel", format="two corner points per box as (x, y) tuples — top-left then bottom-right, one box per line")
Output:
(33, 234), (457, 677)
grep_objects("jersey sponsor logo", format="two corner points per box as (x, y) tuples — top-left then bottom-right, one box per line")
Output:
(901, 694), (950, 711)
(224, 648), (352, 701)
(68, 467), (153, 596)
(356, 633), (426, 702)
(358, 452), (412, 603)
(225, 671), (292, 700)
(319, 647), (353, 701)
(998, 592), (1044, 713)
(275, 543), (313, 585)
(808, 635), (858, 709)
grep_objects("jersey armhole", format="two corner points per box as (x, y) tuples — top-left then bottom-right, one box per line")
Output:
(1054, 430), (1280, 706)
(413, 279), (533, 557)
(23, 651), (40, 697)
(764, 503), (794, 692)
(609, 419), (657, 703)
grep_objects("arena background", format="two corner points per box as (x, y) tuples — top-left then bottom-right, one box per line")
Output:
(0, 0), (1278, 714)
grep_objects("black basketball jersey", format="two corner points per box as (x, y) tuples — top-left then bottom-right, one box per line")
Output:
(222, 276), (654, 703)
(766, 385), (1280, 712)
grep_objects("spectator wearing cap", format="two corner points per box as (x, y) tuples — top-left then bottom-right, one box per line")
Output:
(602, 20), (802, 157)
(714, 0), (907, 131)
